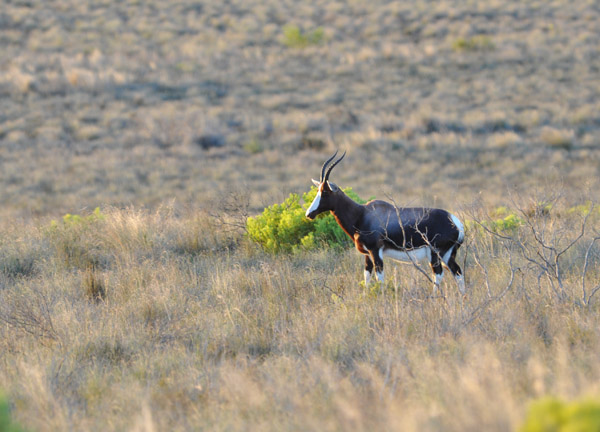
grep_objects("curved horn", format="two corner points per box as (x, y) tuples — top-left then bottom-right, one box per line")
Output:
(320, 151), (338, 182)
(323, 150), (346, 182)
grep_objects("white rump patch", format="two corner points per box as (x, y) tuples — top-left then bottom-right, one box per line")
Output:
(305, 191), (322, 217)
(382, 247), (431, 264)
(450, 214), (465, 243)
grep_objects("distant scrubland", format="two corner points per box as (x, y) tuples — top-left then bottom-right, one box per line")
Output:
(1, 0), (599, 219)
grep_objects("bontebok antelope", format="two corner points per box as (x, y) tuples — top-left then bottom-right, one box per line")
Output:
(305, 151), (465, 294)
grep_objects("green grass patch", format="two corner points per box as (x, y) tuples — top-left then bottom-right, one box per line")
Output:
(0, 394), (26, 432)
(452, 35), (495, 52)
(465, 206), (524, 234)
(520, 397), (600, 432)
(46, 207), (106, 269)
(282, 25), (325, 48)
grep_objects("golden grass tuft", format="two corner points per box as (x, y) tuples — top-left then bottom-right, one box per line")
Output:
(539, 127), (575, 150)
(82, 265), (106, 303)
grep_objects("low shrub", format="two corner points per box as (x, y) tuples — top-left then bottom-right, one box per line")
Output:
(520, 396), (600, 432)
(452, 35), (495, 52)
(465, 206), (524, 235)
(246, 186), (367, 253)
(282, 25), (324, 48)
(0, 393), (26, 432)
(490, 212), (524, 233)
(46, 207), (106, 269)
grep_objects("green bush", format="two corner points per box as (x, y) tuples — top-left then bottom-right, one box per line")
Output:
(46, 207), (106, 269)
(0, 394), (26, 432)
(464, 206), (524, 235)
(490, 213), (524, 233)
(282, 25), (325, 48)
(520, 396), (600, 432)
(452, 35), (495, 52)
(246, 186), (367, 253)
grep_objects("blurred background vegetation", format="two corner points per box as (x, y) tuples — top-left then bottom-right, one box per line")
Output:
(0, 0), (599, 220)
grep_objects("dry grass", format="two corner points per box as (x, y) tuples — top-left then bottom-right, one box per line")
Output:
(1, 0), (600, 430)
(0, 202), (599, 431)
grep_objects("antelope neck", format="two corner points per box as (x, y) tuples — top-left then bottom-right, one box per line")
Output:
(330, 192), (364, 238)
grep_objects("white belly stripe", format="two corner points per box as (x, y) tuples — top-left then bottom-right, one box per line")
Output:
(382, 247), (431, 263)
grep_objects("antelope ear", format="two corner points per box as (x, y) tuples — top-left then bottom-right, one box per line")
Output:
(311, 179), (320, 187)
(327, 181), (339, 192)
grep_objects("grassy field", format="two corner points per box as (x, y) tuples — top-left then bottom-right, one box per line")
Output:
(1, 0), (600, 430)
(1, 204), (599, 431)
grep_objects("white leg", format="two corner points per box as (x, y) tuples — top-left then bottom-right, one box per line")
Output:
(442, 248), (453, 266)
(433, 272), (443, 294)
(376, 249), (385, 285)
(364, 270), (373, 286)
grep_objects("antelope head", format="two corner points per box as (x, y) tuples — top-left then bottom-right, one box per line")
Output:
(305, 151), (346, 220)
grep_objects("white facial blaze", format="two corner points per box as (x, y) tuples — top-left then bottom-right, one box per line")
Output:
(305, 190), (322, 217)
